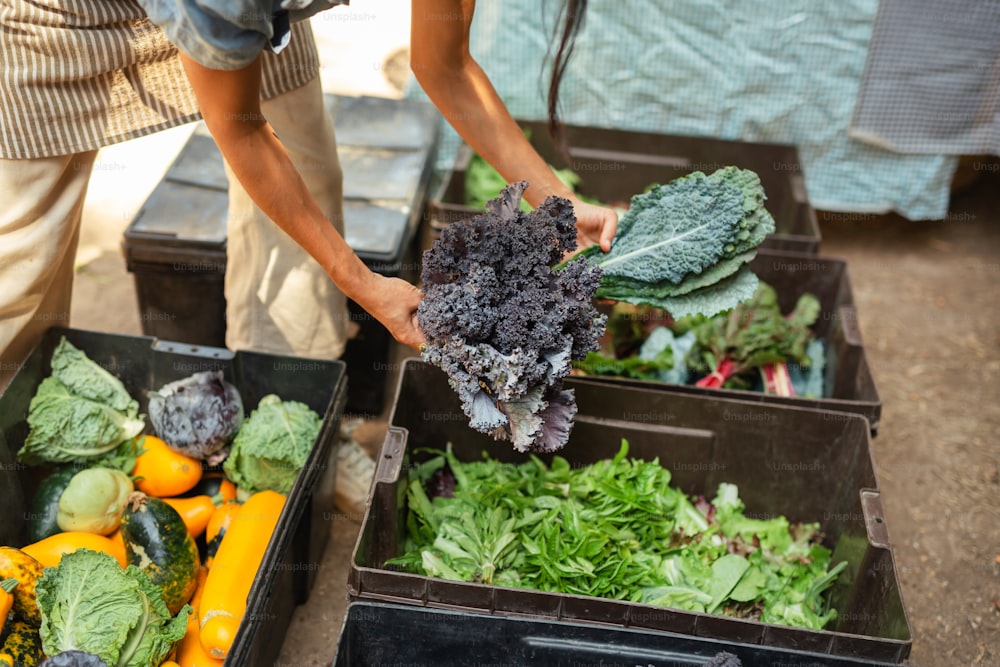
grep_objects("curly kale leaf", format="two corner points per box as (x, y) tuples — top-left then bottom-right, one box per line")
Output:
(418, 181), (605, 453)
(576, 167), (776, 318)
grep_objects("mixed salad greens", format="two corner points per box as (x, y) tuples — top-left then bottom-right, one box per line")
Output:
(386, 440), (846, 630)
(574, 282), (828, 397)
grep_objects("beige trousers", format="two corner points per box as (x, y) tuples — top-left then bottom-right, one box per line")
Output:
(224, 75), (350, 360)
(0, 76), (349, 393)
(0, 151), (96, 389)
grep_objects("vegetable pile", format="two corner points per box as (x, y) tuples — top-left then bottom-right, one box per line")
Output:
(387, 440), (846, 630)
(423, 164), (779, 451)
(418, 181), (606, 454)
(575, 282), (827, 397)
(3, 338), (323, 666)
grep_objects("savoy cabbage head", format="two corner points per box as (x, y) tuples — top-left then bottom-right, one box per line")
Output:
(222, 394), (321, 494)
(18, 338), (144, 467)
(36, 549), (189, 667)
(418, 181), (605, 453)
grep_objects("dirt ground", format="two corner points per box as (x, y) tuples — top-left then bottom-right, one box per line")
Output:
(815, 169), (1000, 667)
(56, 6), (999, 665)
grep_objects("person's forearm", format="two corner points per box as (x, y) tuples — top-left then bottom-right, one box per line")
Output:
(176, 53), (374, 303)
(214, 118), (374, 299)
(411, 1), (574, 209)
(426, 64), (573, 207)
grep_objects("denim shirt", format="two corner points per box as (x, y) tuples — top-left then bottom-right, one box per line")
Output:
(137, 0), (348, 70)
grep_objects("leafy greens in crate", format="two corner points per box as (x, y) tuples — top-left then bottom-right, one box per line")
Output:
(575, 282), (827, 397)
(387, 440), (846, 631)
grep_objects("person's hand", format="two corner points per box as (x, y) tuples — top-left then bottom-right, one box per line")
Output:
(571, 198), (618, 252)
(356, 274), (426, 349)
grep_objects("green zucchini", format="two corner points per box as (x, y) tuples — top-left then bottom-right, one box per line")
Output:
(120, 492), (200, 616)
(26, 467), (79, 543)
(177, 471), (235, 502)
(0, 620), (43, 667)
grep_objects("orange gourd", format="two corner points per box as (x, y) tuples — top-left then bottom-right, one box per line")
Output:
(0, 548), (43, 626)
(132, 435), (203, 498)
(108, 527), (127, 557)
(163, 496), (216, 539)
(0, 578), (17, 634)
(21, 531), (128, 568)
(198, 491), (285, 659)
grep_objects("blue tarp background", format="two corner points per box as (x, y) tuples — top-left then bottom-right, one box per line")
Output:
(409, 0), (959, 220)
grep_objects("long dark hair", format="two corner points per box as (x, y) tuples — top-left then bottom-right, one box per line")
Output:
(547, 0), (588, 150)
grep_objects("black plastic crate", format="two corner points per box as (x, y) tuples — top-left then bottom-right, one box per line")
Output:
(122, 94), (440, 416)
(0, 327), (347, 667)
(333, 601), (903, 667)
(349, 360), (911, 664)
(424, 121), (820, 255)
(577, 249), (882, 434)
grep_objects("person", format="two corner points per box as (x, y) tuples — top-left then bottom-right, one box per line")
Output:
(0, 0), (617, 391)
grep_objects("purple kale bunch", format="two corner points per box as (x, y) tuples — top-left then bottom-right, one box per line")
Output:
(417, 181), (605, 453)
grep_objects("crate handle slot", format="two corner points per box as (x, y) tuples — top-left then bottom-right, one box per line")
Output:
(860, 489), (890, 549)
(839, 304), (864, 347)
(523, 636), (702, 662)
(790, 172), (809, 204)
(151, 339), (234, 360)
(375, 426), (407, 484)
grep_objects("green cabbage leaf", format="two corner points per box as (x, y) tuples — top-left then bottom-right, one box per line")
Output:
(222, 394), (322, 494)
(17, 338), (144, 466)
(36, 549), (189, 667)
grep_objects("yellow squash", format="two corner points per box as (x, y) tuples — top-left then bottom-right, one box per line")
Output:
(198, 490), (285, 660)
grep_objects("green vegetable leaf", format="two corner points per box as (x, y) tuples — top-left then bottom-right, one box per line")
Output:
(50, 338), (138, 415)
(36, 549), (189, 667)
(222, 394), (322, 494)
(576, 167), (775, 318)
(729, 565), (768, 602)
(706, 554), (751, 613)
(19, 376), (145, 467)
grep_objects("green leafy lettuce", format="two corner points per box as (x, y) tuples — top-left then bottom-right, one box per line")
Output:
(576, 167), (776, 318)
(36, 549), (189, 667)
(18, 338), (144, 467)
(464, 144), (603, 212)
(223, 394), (322, 494)
(387, 440), (845, 630)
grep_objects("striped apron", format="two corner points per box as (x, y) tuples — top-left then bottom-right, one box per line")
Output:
(0, 0), (321, 159)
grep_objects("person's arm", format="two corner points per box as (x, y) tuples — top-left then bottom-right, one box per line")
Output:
(177, 53), (425, 347)
(410, 0), (616, 252)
